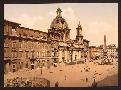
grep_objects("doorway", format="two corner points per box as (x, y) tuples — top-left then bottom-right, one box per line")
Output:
(13, 69), (16, 72)
(31, 65), (34, 70)
(12, 64), (16, 72)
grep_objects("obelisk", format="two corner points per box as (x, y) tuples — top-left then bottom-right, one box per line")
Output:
(104, 35), (106, 51)
(103, 35), (107, 60)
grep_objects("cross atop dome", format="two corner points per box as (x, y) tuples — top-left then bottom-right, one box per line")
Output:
(56, 8), (62, 17)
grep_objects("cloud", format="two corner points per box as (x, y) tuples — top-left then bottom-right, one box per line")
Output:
(6, 13), (43, 30)
(62, 8), (78, 40)
(63, 8), (78, 21)
(88, 21), (111, 34)
(84, 21), (113, 46)
(48, 10), (56, 17)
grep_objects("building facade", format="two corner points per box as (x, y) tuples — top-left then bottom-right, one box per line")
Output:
(97, 45), (104, 59)
(4, 8), (90, 73)
(107, 44), (117, 59)
(4, 20), (52, 73)
(89, 44), (118, 62)
(89, 46), (100, 60)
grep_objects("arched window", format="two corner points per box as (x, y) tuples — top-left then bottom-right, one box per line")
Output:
(56, 20), (59, 23)
(12, 27), (17, 36)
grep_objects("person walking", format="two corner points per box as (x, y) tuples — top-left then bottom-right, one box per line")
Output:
(91, 79), (97, 87)
(65, 75), (66, 80)
(86, 77), (88, 82)
(55, 81), (59, 87)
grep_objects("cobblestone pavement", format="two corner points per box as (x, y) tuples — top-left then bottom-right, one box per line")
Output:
(4, 60), (118, 87)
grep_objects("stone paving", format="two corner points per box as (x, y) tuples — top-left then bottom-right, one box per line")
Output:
(4, 59), (118, 87)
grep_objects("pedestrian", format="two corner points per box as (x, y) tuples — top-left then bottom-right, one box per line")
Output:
(86, 78), (88, 82)
(91, 79), (97, 87)
(55, 81), (59, 87)
(86, 69), (89, 72)
(89, 68), (90, 70)
(65, 75), (66, 80)
(85, 59), (86, 62)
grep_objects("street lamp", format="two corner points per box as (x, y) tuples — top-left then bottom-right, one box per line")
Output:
(69, 48), (73, 63)
(40, 62), (43, 75)
(70, 45), (75, 63)
(84, 53), (87, 63)
(52, 48), (58, 63)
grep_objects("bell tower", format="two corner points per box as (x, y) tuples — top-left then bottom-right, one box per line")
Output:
(76, 21), (83, 43)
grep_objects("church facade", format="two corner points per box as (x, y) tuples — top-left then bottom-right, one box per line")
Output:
(4, 8), (90, 73)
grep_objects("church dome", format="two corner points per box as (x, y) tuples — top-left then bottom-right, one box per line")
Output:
(50, 8), (69, 30)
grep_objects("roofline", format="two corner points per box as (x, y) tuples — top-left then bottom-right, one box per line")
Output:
(4, 19), (47, 34)
(19, 27), (47, 34)
(89, 46), (96, 48)
(4, 19), (21, 25)
(83, 39), (90, 42)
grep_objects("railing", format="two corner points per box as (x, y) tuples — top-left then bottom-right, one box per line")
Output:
(4, 57), (11, 61)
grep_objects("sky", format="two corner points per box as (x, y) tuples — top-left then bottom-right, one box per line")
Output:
(4, 3), (118, 47)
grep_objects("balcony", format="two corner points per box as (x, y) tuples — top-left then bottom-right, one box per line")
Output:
(29, 53), (37, 60)
(4, 32), (9, 36)
(19, 49), (23, 51)
(59, 42), (67, 46)
(4, 57), (11, 60)
(4, 45), (9, 48)
(41, 37), (47, 41)
(12, 47), (18, 51)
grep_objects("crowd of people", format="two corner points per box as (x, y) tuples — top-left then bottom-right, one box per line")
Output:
(4, 77), (50, 87)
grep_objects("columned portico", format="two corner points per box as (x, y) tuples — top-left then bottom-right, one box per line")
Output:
(59, 50), (63, 63)
(64, 50), (68, 62)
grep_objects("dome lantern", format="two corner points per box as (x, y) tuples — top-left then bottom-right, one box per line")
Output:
(56, 8), (62, 17)
(78, 21), (82, 30)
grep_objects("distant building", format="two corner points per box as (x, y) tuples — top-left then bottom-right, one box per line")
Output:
(107, 44), (117, 59)
(97, 45), (104, 59)
(89, 43), (118, 61)
(4, 20), (52, 73)
(89, 46), (99, 60)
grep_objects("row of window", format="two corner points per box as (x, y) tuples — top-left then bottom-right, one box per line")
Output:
(4, 25), (48, 39)
(107, 50), (116, 52)
(4, 39), (50, 50)
(4, 50), (23, 58)
(4, 25), (16, 36)
(4, 50), (51, 58)
(50, 33), (63, 40)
